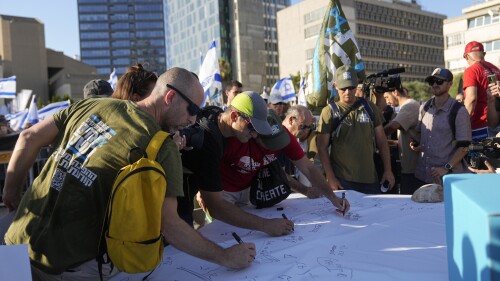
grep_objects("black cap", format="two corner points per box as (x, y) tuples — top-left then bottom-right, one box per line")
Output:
(83, 79), (114, 99)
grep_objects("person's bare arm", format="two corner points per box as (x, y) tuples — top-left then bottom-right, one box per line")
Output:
(464, 86), (477, 116)
(161, 197), (256, 269)
(384, 120), (401, 137)
(316, 133), (341, 190)
(201, 190), (293, 236)
(2, 117), (59, 211)
(487, 83), (500, 128)
(374, 125), (395, 188)
(292, 156), (349, 213)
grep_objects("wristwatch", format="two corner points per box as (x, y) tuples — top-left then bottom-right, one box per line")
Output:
(444, 163), (453, 171)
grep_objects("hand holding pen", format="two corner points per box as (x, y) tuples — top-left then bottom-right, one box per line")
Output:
(336, 192), (350, 216)
(229, 232), (256, 267)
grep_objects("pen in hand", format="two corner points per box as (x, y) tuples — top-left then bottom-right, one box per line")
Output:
(341, 192), (346, 217)
(282, 213), (294, 232)
(232, 232), (243, 244)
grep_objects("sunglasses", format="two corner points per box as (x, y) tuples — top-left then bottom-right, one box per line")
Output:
(340, 86), (357, 91)
(239, 114), (256, 132)
(167, 84), (200, 116)
(427, 79), (446, 86)
(299, 124), (313, 130)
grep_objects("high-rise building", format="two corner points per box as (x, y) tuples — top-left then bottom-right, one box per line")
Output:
(77, 0), (167, 76)
(277, 0), (446, 81)
(444, 0), (500, 74)
(166, 0), (289, 92)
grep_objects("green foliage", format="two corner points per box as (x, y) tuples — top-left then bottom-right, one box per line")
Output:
(218, 58), (231, 85)
(290, 71), (300, 92)
(449, 72), (464, 98)
(402, 81), (431, 102)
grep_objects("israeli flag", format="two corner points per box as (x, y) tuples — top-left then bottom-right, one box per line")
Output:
(297, 70), (307, 106)
(198, 40), (223, 107)
(271, 77), (296, 104)
(6, 110), (27, 131)
(0, 76), (17, 99)
(108, 68), (118, 90)
(27, 95), (39, 125)
(38, 100), (71, 121)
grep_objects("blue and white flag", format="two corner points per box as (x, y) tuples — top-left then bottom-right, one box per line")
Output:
(270, 77), (296, 104)
(0, 76), (17, 99)
(6, 110), (27, 131)
(198, 40), (223, 107)
(27, 95), (39, 125)
(108, 68), (118, 90)
(297, 70), (307, 106)
(38, 100), (71, 121)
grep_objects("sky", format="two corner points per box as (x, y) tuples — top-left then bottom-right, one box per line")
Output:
(0, 0), (475, 58)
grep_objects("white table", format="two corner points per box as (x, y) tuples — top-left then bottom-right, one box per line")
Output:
(112, 191), (448, 281)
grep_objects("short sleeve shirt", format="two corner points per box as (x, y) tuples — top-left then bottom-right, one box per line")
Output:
(317, 99), (384, 184)
(392, 99), (420, 174)
(221, 128), (304, 192)
(415, 97), (472, 183)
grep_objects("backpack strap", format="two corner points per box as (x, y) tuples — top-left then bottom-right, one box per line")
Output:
(358, 98), (375, 122)
(146, 131), (170, 160)
(449, 100), (464, 137)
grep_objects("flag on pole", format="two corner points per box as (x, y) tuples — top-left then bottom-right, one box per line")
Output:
(297, 69), (307, 106)
(0, 76), (17, 99)
(270, 77), (296, 104)
(38, 100), (71, 121)
(108, 68), (118, 90)
(27, 95), (39, 125)
(198, 40), (223, 107)
(6, 110), (27, 131)
(307, 0), (365, 114)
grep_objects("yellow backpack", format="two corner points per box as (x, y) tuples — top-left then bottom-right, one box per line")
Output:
(100, 130), (169, 273)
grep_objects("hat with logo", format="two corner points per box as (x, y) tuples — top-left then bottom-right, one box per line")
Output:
(231, 91), (273, 135)
(259, 109), (290, 151)
(464, 41), (484, 55)
(425, 68), (454, 83)
(335, 65), (358, 89)
(83, 79), (114, 99)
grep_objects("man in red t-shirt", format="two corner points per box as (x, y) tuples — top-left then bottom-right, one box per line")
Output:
(463, 41), (500, 141)
(220, 110), (348, 213)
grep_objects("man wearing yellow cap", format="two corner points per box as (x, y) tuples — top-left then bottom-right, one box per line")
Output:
(179, 91), (294, 236)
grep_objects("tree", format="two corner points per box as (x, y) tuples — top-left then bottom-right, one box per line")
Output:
(218, 58), (232, 86)
(449, 72), (463, 98)
(290, 71), (300, 92)
(402, 81), (431, 102)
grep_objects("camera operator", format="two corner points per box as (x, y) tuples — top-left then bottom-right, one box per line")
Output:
(411, 68), (472, 186)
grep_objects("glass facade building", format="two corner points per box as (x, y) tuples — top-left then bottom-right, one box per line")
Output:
(77, 0), (166, 76)
(166, 0), (289, 91)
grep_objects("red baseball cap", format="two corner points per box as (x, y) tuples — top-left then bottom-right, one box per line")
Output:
(464, 41), (484, 55)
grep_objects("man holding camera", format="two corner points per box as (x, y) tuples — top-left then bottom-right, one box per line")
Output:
(317, 65), (395, 194)
(463, 41), (500, 140)
(411, 68), (472, 186)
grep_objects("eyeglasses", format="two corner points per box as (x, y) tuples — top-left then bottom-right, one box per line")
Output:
(299, 124), (313, 130)
(340, 86), (357, 91)
(427, 79), (446, 86)
(239, 114), (256, 132)
(167, 84), (200, 116)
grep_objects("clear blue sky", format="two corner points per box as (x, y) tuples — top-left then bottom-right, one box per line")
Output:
(0, 0), (474, 58)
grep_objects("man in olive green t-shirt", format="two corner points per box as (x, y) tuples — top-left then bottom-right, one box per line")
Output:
(316, 65), (395, 194)
(2, 67), (256, 280)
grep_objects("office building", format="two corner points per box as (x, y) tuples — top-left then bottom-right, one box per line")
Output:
(0, 15), (99, 105)
(77, 0), (166, 76)
(166, 0), (289, 92)
(444, 0), (500, 74)
(277, 0), (446, 81)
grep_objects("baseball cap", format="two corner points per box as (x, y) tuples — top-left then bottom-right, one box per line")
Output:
(260, 109), (290, 151)
(334, 65), (358, 89)
(83, 79), (114, 99)
(231, 91), (273, 135)
(424, 68), (453, 83)
(269, 92), (285, 105)
(464, 41), (484, 55)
